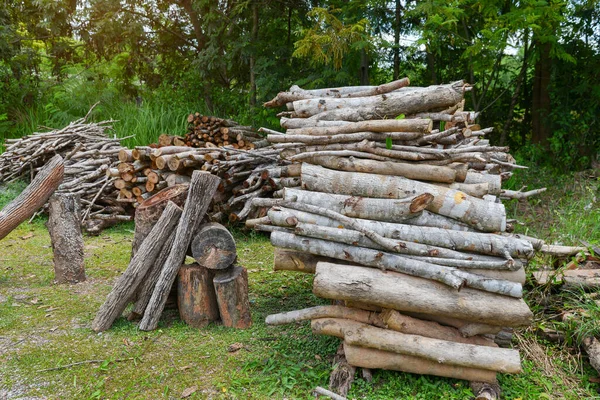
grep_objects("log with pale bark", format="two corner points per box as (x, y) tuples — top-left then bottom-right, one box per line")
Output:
(343, 343), (497, 383)
(213, 265), (252, 329)
(312, 262), (532, 327)
(0, 155), (64, 240)
(301, 163), (506, 232)
(177, 263), (220, 328)
(48, 193), (85, 284)
(265, 305), (384, 327)
(285, 118), (432, 136)
(311, 318), (521, 373)
(190, 222), (237, 270)
(92, 201), (182, 332)
(139, 171), (221, 331)
(267, 131), (423, 145)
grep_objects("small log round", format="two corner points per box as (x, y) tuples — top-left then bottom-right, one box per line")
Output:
(190, 223), (236, 270)
(177, 263), (220, 328)
(213, 265), (252, 329)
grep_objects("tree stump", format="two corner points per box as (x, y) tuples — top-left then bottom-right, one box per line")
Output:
(47, 193), (85, 284)
(213, 265), (252, 329)
(190, 223), (236, 270)
(177, 263), (220, 328)
(132, 184), (189, 258)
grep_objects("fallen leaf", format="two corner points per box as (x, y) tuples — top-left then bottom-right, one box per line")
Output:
(181, 386), (197, 398)
(20, 233), (34, 240)
(227, 343), (244, 353)
(30, 298), (40, 304)
(589, 376), (600, 383)
(49, 326), (59, 332)
(315, 354), (322, 361)
(178, 365), (191, 371)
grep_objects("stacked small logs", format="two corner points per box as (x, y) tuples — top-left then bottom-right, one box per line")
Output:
(251, 78), (548, 396)
(115, 143), (289, 222)
(0, 117), (132, 234)
(92, 173), (251, 332)
(185, 114), (269, 150)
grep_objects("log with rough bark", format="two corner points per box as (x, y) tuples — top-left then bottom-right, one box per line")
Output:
(284, 188), (433, 223)
(291, 81), (466, 119)
(343, 343), (497, 383)
(213, 265), (252, 329)
(381, 310), (497, 347)
(311, 318), (521, 373)
(139, 171), (221, 331)
(131, 184), (189, 258)
(47, 193), (85, 284)
(301, 163), (506, 232)
(583, 337), (600, 374)
(268, 207), (533, 259)
(265, 305), (384, 327)
(190, 223), (237, 270)
(92, 201), (182, 332)
(177, 263), (220, 328)
(286, 119), (432, 136)
(273, 248), (352, 273)
(312, 262), (532, 327)
(0, 155), (64, 240)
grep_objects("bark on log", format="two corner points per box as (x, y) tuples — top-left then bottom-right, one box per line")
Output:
(297, 155), (458, 184)
(265, 305), (384, 327)
(268, 207), (532, 259)
(272, 232), (522, 297)
(583, 337), (600, 374)
(312, 318), (522, 373)
(0, 155), (64, 240)
(190, 223), (236, 270)
(177, 263), (220, 328)
(292, 81), (465, 119)
(301, 164), (506, 232)
(404, 312), (503, 337)
(284, 188), (433, 223)
(267, 131), (423, 145)
(48, 194), (85, 284)
(213, 265), (252, 329)
(312, 262), (533, 327)
(92, 202), (182, 332)
(470, 382), (501, 400)
(343, 343), (497, 383)
(139, 171), (221, 331)
(381, 310), (497, 347)
(286, 119), (432, 136)
(132, 184), (189, 258)
(273, 248), (354, 273)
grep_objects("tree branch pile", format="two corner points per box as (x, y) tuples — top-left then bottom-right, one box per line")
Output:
(185, 114), (269, 150)
(253, 78), (548, 396)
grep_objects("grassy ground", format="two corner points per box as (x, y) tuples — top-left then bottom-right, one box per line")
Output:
(1, 168), (599, 399)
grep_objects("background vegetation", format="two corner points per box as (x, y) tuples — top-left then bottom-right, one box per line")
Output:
(1, 0), (599, 169)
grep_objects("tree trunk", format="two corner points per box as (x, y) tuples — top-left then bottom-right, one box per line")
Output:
(292, 81), (465, 119)
(177, 263), (220, 328)
(265, 305), (384, 327)
(132, 184), (189, 258)
(268, 207), (532, 259)
(286, 119), (432, 136)
(343, 343), (497, 383)
(283, 188), (433, 223)
(139, 171), (221, 331)
(393, 0), (401, 80)
(301, 164), (506, 232)
(312, 262), (533, 327)
(360, 48), (369, 85)
(531, 41), (552, 146)
(213, 265), (252, 329)
(190, 222), (236, 270)
(272, 232), (522, 297)
(249, 1), (258, 107)
(92, 202), (182, 332)
(312, 318), (522, 373)
(296, 155), (458, 184)
(381, 310), (497, 347)
(0, 155), (64, 240)
(47, 194), (85, 284)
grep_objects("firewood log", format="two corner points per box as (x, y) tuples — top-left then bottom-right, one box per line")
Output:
(190, 223), (237, 270)
(177, 263), (219, 328)
(285, 119), (432, 136)
(213, 265), (252, 329)
(265, 305), (384, 327)
(312, 262), (533, 327)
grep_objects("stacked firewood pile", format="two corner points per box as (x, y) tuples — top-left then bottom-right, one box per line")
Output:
(185, 114), (269, 150)
(248, 78), (549, 397)
(0, 116), (131, 234)
(92, 172), (252, 332)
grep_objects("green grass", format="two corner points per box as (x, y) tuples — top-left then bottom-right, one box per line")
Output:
(1, 169), (600, 399)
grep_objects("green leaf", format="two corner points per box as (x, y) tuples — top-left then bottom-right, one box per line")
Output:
(440, 120), (446, 131)
(385, 136), (393, 149)
(395, 114), (405, 120)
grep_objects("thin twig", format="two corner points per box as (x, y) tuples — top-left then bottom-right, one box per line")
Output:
(37, 357), (134, 372)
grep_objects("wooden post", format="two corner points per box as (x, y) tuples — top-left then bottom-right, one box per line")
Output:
(213, 265), (252, 329)
(47, 193), (85, 284)
(177, 263), (220, 328)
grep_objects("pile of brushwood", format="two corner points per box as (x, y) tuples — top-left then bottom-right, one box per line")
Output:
(246, 78), (559, 398)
